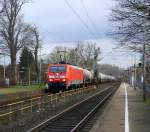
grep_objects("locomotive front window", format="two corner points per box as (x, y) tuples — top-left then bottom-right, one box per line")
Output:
(50, 66), (66, 72)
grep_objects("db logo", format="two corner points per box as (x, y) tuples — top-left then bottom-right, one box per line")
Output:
(56, 73), (59, 76)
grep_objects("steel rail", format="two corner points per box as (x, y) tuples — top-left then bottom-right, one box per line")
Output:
(0, 95), (43, 108)
(71, 87), (117, 132)
(27, 85), (117, 132)
(0, 85), (96, 119)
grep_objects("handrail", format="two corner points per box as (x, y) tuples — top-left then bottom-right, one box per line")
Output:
(0, 96), (42, 108)
(0, 85), (96, 119)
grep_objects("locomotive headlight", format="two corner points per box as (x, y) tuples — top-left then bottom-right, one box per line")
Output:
(62, 79), (66, 82)
(49, 79), (53, 82)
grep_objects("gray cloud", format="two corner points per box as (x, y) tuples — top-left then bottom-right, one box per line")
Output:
(19, 0), (137, 68)
(22, 0), (114, 43)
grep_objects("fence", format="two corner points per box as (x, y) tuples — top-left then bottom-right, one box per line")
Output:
(135, 80), (150, 93)
(0, 86), (96, 121)
(17, 81), (45, 86)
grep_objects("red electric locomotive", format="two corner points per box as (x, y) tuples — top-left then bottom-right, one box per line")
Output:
(46, 64), (85, 91)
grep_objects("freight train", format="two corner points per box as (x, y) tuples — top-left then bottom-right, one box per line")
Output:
(45, 64), (115, 92)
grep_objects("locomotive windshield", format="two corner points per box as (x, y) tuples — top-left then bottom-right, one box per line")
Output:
(50, 66), (66, 72)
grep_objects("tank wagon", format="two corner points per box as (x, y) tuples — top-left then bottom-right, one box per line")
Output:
(98, 73), (115, 83)
(45, 64), (115, 92)
(83, 69), (93, 85)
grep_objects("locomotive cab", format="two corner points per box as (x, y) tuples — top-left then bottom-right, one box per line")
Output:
(46, 64), (85, 92)
(47, 64), (67, 91)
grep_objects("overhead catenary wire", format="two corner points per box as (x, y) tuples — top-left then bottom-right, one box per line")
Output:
(81, 0), (101, 38)
(64, 0), (97, 40)
(99, 51), (113, 61)
(40, 27), (59, 43)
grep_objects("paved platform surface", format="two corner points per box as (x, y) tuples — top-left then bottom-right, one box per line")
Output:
(90, 83), (150, 132)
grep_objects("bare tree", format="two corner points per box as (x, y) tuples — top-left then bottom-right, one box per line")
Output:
(98, 64), (123, 77)
(47, 42), (101, 70)
(32, 27), (40, 82)
(75, 42), (100, 69)
(0, 0), (6, 13)
(26, 25), (41, 82)
(109, 0), (150, 53)
(0, 0), (30, 84)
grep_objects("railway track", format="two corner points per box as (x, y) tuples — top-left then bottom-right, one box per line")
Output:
(0, 83), (112, 121)
(27, 84), (118, 132)
(0, 93), (51, 117)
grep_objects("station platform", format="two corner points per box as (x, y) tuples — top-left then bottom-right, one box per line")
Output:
(90, 83), (150, 132)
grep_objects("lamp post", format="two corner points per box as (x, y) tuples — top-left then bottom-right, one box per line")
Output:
(134, 52), (137, 90)
(142, 21), (146, 101)
(39, 53), (47, 84)
(75, 48), (78, 65)
(29, 67), (31, 86)
(142, 12), (150, 101)
(39, 46), (42, 84)
(0, 52), (6, 79)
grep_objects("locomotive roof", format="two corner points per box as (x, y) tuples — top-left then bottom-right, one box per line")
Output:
(48, 64), (83, 70)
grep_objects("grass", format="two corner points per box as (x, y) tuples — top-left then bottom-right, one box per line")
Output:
(0, 84), (44, 94)
(146, 97), (150, 105)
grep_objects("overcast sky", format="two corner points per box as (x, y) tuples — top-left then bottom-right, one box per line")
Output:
(15, 0), (138, 68)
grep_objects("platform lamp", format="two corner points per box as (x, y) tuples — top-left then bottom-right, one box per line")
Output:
(141, 12), (150, 101)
